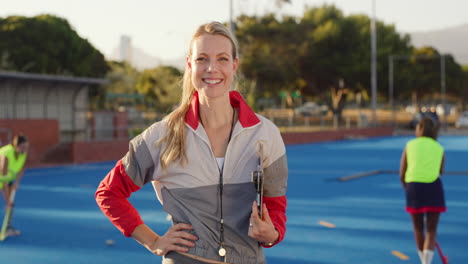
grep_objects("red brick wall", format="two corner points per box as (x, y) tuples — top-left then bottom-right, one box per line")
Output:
(281, 127), (394, 145)
(0, 119), (60, 167)
(71, 140), (129, 163)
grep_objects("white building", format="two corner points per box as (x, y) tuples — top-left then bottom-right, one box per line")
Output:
(119, 35), (132, 63)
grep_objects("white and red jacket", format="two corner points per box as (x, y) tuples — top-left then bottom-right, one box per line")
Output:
(96, 91), (288, 264)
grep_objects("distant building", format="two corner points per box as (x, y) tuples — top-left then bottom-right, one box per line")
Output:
(0, 71), (107, 142)
(112, 35), (185, 70)
(120, 35), (132, 63)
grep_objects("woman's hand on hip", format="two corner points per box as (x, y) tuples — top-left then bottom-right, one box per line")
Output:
(151, 223), (198, 256)
(248, 201), (279, 245)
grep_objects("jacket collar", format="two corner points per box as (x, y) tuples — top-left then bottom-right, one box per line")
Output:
(185, 90), (260, 130)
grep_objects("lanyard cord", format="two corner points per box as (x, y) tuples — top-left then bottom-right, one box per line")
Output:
(199, 107), (236, 259)
(215, 109), (236, 257)
(218, 165), (225, 248)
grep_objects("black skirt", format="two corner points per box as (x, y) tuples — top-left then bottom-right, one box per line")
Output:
(405, 177), (446, 214)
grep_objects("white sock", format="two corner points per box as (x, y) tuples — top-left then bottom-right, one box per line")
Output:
(423, 249), (434, 264)
(417, 250), (424, 264)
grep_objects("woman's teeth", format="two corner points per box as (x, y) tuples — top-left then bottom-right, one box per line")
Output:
(204, 79), (222, 84)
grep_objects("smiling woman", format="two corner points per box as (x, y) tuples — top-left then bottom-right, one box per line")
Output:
(95, 21), (288, 264)
(188, 34), (238, 101)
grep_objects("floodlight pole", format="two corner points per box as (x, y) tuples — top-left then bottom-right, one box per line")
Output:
(370, 0), (378, 126)
(389, 55), (395, 126)
(229, 0), (235, 33)
(440, 55), (447, 131)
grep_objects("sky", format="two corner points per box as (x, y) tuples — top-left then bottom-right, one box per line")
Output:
(1, 0), (467, 61)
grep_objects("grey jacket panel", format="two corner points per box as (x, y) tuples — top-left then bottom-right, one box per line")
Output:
(122, 133), (155, 187)
(161, 182), (265, 264)
(263, 153), (288, 197)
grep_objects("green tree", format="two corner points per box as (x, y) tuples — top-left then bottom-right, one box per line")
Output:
(394, 47), (464, 107)
(90, 61), (140, 110)
(234, 4), (465, 120)
(0, 14), (108, 77)
(106, 61), (139, 94)
(235, 14), (301, 107)
(297, 5), (412, 119)
(462, 66), (468, 110)
(136, 66), (182, 113)
(236, 4), (414, 119)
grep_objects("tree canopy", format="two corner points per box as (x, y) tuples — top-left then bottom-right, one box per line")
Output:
(0, 14), (108, 77)
(4, 9), (464, 114)
(136, 66), (182, 112)
(236, 5), (413, 97)
(234, 4), (464, 113)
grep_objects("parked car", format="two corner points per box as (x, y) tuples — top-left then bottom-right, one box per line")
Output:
(455, 111), (468, 128)
(436, 104), (457, 116)
(294, 102), (328, 116)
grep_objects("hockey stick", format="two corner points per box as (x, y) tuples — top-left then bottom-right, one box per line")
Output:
(435, 241), (449, 264)
(0, 190), (16, 241)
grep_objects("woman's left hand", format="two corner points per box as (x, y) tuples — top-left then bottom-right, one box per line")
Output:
(248, 201), (279, 245)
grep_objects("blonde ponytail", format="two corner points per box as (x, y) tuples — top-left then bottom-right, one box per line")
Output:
(158, 70), (193, 170)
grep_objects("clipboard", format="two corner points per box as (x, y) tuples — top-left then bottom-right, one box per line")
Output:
(252, 144), (264, 218)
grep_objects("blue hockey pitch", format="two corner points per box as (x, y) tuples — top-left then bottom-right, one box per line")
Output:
(1, 136), (467, 263)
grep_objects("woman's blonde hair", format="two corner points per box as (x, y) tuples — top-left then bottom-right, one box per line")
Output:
(158, 21), (239, 170)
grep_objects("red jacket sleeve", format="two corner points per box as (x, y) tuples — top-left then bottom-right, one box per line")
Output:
(263, 195), (287, 247)
(95, 159), (144, 237)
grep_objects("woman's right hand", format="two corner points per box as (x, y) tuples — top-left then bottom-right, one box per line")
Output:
(150, 223), (198, 256)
